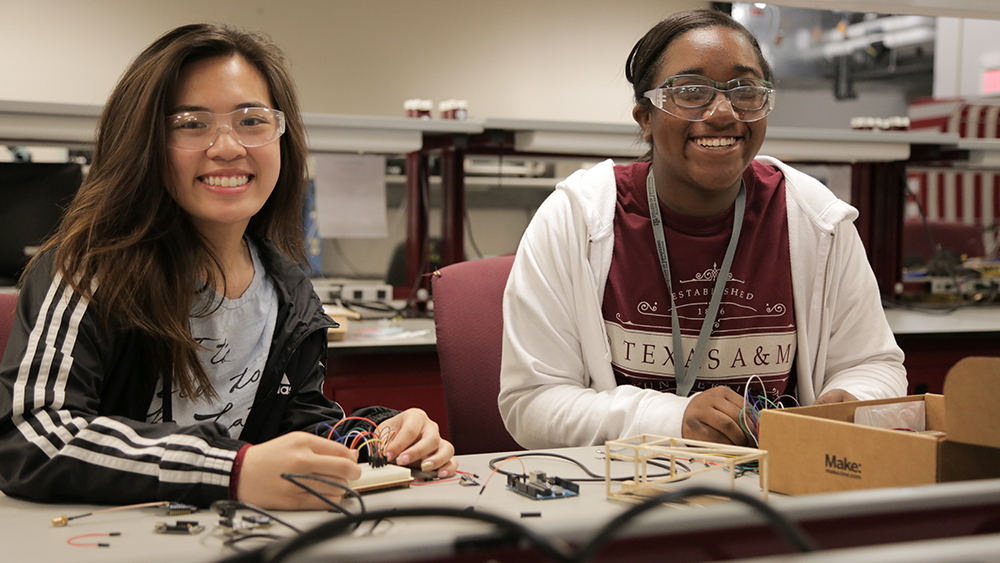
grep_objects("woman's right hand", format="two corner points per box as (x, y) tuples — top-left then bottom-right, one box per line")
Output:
(237, 432), (362, 510)
(681, 386), (749, 446)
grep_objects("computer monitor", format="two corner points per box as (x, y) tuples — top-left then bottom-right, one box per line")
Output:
(0, 162), (83, 284)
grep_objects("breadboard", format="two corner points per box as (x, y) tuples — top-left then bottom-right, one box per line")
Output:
(347, 463), (413, 492)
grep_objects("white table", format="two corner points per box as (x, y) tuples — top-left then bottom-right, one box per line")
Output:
(3, 446), (1000, 563)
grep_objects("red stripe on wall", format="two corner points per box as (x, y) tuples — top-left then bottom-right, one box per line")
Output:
(910, 117), (950, 132)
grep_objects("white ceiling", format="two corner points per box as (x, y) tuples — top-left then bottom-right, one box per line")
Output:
(766, 0), (1000, 20)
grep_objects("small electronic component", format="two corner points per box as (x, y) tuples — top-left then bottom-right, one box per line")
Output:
(166, 502), (198, 516)
(410, 468), (438, 482)
(506, 471), (579, 500)
(153, 521), (204, 535)
(241, 514), (272, 528)
(218, 514), (271, 536)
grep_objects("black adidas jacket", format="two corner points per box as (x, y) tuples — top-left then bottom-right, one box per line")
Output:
(0, 239), (395, 507)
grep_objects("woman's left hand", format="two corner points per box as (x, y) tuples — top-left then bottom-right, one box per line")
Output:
(379, 408), (457, 478)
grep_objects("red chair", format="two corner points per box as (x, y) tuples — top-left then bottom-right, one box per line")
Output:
(431, 255), (522, 455)
(0, 292), (17, 362)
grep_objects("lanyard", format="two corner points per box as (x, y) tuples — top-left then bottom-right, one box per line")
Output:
(646, 168), (746, 397)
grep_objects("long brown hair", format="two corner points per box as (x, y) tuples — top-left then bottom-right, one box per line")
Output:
(28, 23), (309, 399)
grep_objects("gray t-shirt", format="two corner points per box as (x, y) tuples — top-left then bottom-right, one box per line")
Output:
(147, 240), (278, 439)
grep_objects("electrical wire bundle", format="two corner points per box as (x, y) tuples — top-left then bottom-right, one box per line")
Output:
(739, 374), (798, 447)
(317, 416), (396, 467)
(212, 474), (370, 550)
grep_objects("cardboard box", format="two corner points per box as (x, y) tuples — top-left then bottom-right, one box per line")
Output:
(323, 304), (361, 341)
(759, 357), (1000, 495)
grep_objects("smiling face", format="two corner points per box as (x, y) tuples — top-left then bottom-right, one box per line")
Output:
(633, 26), (767, 217)
(166, 54), (281, 243)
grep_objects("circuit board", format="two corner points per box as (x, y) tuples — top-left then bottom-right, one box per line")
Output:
(506, 471), (580, 500)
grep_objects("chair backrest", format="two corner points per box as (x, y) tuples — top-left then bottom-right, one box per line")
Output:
(432, 255), (522, 455)
(0, 292), (17, 363)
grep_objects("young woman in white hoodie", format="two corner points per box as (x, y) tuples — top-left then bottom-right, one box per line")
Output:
(498, 9), (907, 449)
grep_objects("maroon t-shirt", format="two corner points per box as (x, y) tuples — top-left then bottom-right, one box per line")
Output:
(602, 160), (796, 400)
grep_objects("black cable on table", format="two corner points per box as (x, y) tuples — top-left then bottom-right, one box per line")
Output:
(280, 473), (365, 517)
(259, 506), (574, 563)
(488, 451), (691, 482)
(572, 486), (819, 563)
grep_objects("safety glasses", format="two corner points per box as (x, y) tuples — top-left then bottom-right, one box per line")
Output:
(166, 107), (286, 151)
(644, 74), (775, 122)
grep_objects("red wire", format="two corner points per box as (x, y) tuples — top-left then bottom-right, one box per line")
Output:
(349, 431), (369, 449)
(327, 416), (379, 438)
(67, 533), (118, 547)
(481, 455), (527, 491)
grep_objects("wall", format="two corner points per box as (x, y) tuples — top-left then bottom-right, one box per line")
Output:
(1, 0), (707, 279)
(767, 88), (911, 129)
(0, 0), (940, 279)
(934, 17), (1000, 98)
(0, 0), (701, 122)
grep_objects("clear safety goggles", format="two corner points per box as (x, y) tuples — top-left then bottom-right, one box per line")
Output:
(643, 74), (775, 123)
(166, 107), (286, 151)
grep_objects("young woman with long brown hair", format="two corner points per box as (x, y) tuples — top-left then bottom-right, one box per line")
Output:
(0, 23), (455, 510)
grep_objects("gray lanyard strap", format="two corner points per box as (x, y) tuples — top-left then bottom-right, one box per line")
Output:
(646, 168), (746, 397)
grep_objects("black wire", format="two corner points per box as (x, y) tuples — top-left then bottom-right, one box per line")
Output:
(223, 486), (813, 563)
(210, 500), (303, 534)
(487, 452), (690, 482)
(340, 300), (408, 318)
(280, 473), (365, 517)
(463, 203), (484, 259)
(259, 506), (574, 563)
(459, 151), (500, 261)
(572, 486), (818, 563)
(223, 533), (285, 551)
(900, 181), (968, 312)
(403, 156), (433, 312)
(328, 239), (368, 278)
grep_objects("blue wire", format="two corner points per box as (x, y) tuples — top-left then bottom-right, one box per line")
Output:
(316, 422), (342, 442)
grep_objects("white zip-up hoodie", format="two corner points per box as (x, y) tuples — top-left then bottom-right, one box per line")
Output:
(499, 157), (907, 449)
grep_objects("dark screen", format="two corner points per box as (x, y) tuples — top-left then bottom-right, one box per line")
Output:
(0, 162), (83, 283)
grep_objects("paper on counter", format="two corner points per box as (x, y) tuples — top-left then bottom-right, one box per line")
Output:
(313, 153), (388, 238)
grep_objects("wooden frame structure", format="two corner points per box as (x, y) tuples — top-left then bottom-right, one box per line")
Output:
(605, 434), (769, 503)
